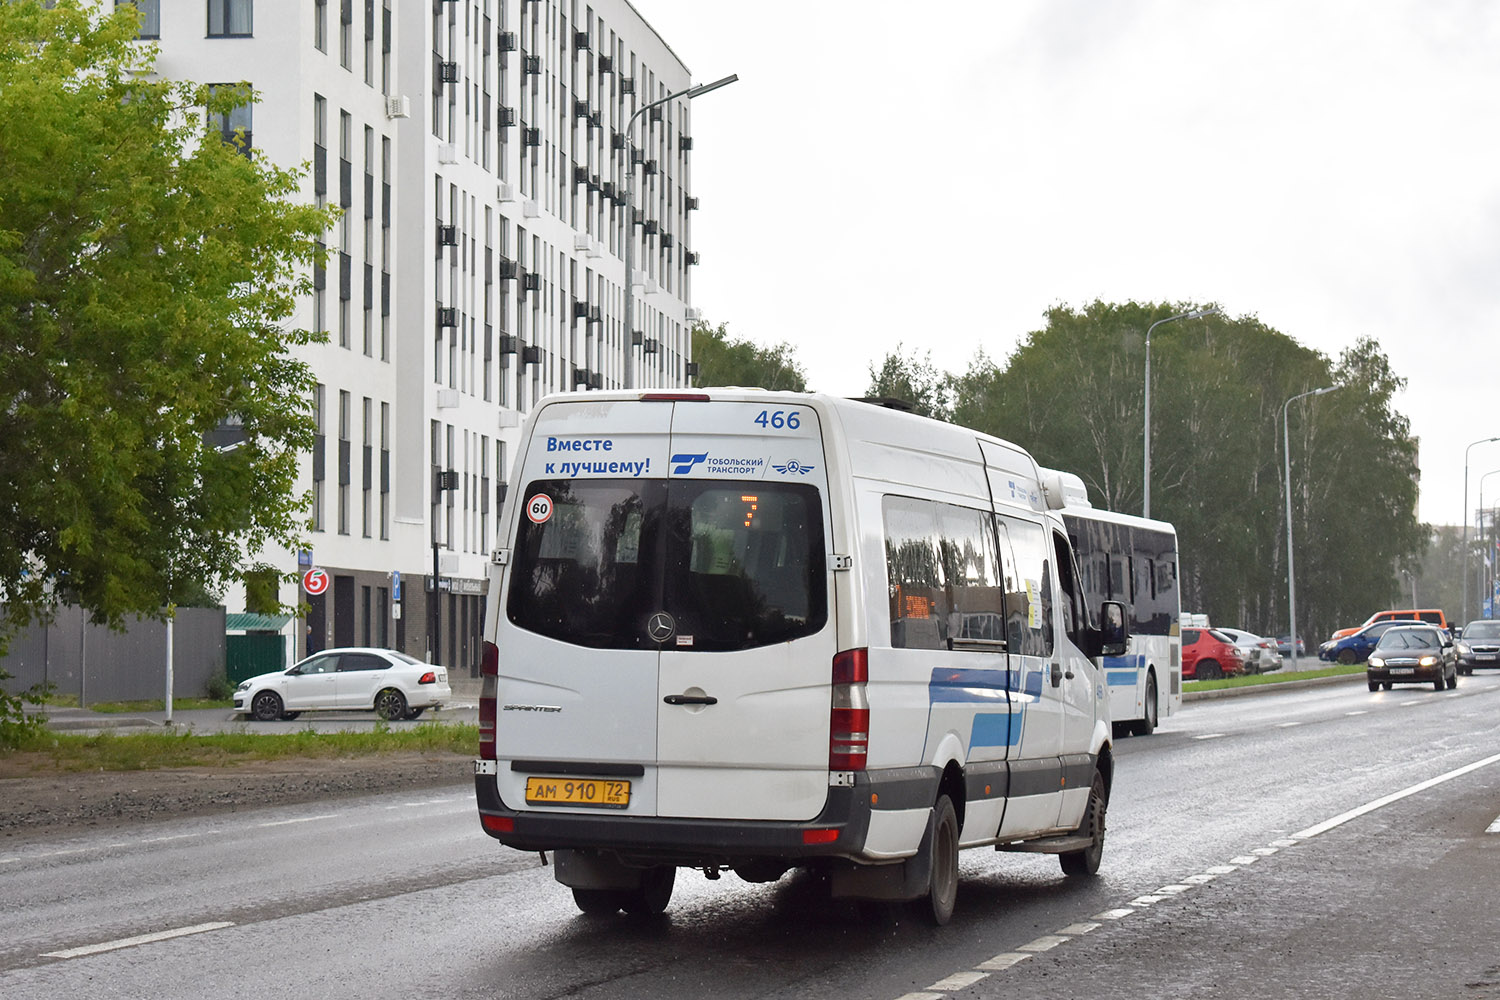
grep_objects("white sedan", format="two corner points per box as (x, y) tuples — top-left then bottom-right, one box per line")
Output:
(1215, 628), (1282, 674)
(234, 648), (451, 722)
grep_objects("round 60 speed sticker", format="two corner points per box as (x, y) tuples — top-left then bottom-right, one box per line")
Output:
(526, 493), (553, 524)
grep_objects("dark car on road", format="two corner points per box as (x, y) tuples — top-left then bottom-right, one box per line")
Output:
(1455, 620), (1500, 675)
(1366, 625), (1458, 692)
(1319, 619), (1425, 664)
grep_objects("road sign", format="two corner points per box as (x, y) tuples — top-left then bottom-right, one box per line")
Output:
(297, 550), (313, 568)
(392, 570), (402, 601)
(302, 567), (329, 596)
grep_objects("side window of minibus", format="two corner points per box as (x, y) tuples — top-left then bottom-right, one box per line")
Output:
(1051, 529), (1085, 645)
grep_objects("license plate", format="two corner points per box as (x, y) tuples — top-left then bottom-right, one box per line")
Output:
(525, 776), (631, 809)
(1478, 655), (1495, 662)
(1390, 667), (1414, 675)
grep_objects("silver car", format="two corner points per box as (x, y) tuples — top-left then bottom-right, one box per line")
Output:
(1215, 628), (1282, 674)
(233, 647), (451, 721)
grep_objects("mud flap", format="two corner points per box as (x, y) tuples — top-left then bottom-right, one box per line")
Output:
(829, 804), (935, 901)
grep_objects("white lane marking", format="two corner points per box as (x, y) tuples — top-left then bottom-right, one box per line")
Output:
(1057, 922), (1100, 935)
(1276, 722), (1301, 728)
(1130, 894), (1167, 906)
(1017, 935), (1069, 952)
(1229, 856), (1259, 865)
(1154, 884), (1191, 894)
(1204, 865), (1238, 874)
(1487, 815), (1500, 834)
(1093, 908), (1134, 920)
(1294, 751), (1500, 840)
(138, 834), (197, 845)
(894, 993), (944, 1000)
(1270, 838), (1299, 847)
(929, 971), (988, 990)
(1181, 873), (1217, 884)
(1345, 711), (1368, 716)
(42, 921), (234, 960)
(1251, 847), (1279, 856)
(1193, 733), (1227, 740)
(976, 952), (1033, 971)
(1399, 700), (1425, 707)
(257, 813), (342, 828)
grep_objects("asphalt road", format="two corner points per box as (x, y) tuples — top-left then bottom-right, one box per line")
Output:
(5, 671), (1499, 999)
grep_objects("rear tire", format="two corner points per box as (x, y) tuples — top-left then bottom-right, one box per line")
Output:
(621, 866), (676, 915)
(278, 711), (301, 720)
(402, 707), (425, 720)
(1131, 675), (1158, 736)
(1198, 660), (1221, 681)
(1061, 772), (1107, 877)
(374, 688), (407, 721)
(572, 888), (626, 916)
(916, 796), (959, 926)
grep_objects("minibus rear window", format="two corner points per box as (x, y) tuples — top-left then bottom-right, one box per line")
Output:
(507, 479), (827, 651)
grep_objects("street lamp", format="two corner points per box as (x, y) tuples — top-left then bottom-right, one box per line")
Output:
(1462, 437), (1500, 624)
(622, 73), (737, 390)
(1143, 305), (1220, 518)
(1478, 467), (1500, 618)
(1400, 568), (1417, 609)
(1282, 385), (1340, 667)
(430, 469), (459, 664)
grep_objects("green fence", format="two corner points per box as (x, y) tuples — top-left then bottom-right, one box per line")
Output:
(226, 633), (286, 683)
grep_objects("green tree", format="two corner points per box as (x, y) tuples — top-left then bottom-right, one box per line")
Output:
(865, 344), (953, 421)
(690, 320), (808, 391)
(0, 1), (333, 642)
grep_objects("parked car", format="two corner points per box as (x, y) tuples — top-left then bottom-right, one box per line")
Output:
(1215, 628), (1282, 674)
(1319, 619), (1425, 664)
(1365, 625), (1458, 691)
(233, 647), (451, 722)
(1328, 608), (1451, 642)
(1455, 619), (1500, 675)
(1275, 634), (1305, 657)
(1181, 628), (1246, 680)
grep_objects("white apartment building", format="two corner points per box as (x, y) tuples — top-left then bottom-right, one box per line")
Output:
(131, 0), (705, 678)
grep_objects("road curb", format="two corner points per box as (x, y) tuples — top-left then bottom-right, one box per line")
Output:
(1184, 670), (1367, 702)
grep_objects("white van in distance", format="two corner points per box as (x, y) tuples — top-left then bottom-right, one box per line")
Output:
(474, 390), (1126, 924)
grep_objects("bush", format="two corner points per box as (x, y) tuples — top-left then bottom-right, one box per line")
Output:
(0, 668), (50, 750)
(204, 671), (236, 701)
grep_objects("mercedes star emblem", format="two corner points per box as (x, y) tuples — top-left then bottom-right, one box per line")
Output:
(647, 612), (676, 643)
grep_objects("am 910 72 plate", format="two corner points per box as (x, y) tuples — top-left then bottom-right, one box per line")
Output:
(525, 776), (630, 808)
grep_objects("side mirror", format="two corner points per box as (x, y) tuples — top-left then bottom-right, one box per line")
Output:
(1099, 601), (1128, 658)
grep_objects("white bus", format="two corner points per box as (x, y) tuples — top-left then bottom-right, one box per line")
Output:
(1046, 471), (1181, 735)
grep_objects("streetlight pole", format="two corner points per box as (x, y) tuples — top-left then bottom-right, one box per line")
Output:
(1463, 437), (1500, 625)
(622, 73), (737, 390)
(1143, 305), (1220, 518)
(1479, 467), (1500, 619)
(1283, 385), (1339, 667)
(1400, 568), (1417, 608)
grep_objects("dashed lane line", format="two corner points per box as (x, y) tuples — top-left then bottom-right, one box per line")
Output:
(892, 750), (1500, 998)
(42, 922), (234, 960)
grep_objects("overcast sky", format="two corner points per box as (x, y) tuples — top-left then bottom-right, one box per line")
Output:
(633, 0), (1500, 527)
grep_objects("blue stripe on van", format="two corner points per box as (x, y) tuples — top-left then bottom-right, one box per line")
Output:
(928, 667), (1011, 704)
(970, 712), (1018, 748)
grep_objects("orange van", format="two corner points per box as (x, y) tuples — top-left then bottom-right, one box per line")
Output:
(1329, 608), (1450, 641)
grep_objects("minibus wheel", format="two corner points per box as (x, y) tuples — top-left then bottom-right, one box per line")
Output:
(622, 866), (676, 915)
(572, 888), (626, 916)
(1061, 773), (1107, 877)
(917, 796), (959, 926)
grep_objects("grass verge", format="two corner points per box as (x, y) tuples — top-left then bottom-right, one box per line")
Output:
(6, 722), (478, 772)
(1184, 663), (1366, 692)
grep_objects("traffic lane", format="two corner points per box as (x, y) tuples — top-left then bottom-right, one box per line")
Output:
(6, 679), (1497, 998)
(918, 750), (1500, 1000)
(0, 789), (527, 971)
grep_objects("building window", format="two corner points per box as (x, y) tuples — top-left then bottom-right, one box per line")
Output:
(207, 0), (252, 37)
(315, 0), (326, 52)
(116, 0), (160, 39)
(208, 84), (253, 156)
(311, 384), (325, 531)
(338, 390), (351, 535)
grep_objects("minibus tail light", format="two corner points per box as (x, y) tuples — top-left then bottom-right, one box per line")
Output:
(479, 640), (499, 760)
(829, 648), (869, 771)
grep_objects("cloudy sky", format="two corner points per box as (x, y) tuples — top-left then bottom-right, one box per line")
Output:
(634, 0), (1500, 527)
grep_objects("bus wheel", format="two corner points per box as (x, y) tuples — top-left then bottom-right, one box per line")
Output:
(1061, 772), (1107, 877)
(916, 796), (959, 926)
(1132, 675), (1158, 736)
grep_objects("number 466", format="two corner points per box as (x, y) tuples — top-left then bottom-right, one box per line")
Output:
(754, 409), (800, 430)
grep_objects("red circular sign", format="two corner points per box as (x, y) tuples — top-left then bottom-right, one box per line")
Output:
(526, 493), (554, 524)
(302, 568), (330, 595)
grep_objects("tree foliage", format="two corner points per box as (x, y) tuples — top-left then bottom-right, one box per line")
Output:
(0, 1), (334, 641)
(865, 344), (954, 420)
(690, 321), (808, 391)
(931, 301), (1424, 641)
